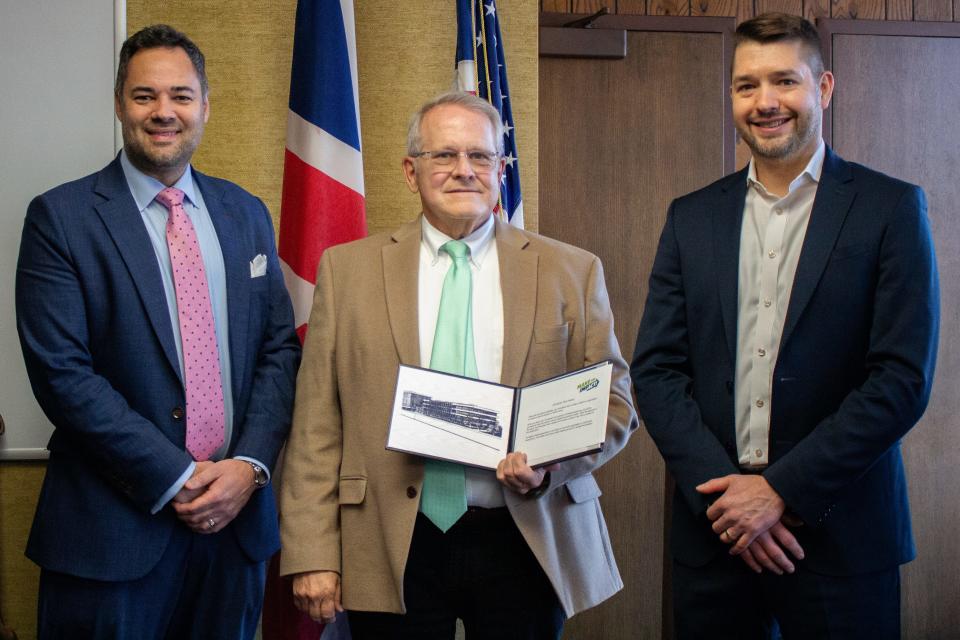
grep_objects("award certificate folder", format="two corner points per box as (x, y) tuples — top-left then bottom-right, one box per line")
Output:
(386, 361), (613, 469)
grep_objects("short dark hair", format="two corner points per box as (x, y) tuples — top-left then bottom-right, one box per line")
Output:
(733, 13), (825, 78)
(115, 24), (208, 99)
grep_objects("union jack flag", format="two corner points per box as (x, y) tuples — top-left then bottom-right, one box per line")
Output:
(264, 1), (364, 638)
(456, 0), (523, 228)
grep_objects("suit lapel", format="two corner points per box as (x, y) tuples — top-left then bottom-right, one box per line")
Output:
(197, 171), (249, 400)
(93, 159), (182, 381)
(496, 218), (537, 388)
(780, 148), (855, 346)
(714, 169), (749, 362)
(383, 218), (422, 366)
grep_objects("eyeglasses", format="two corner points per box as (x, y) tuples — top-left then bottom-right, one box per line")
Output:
(413, 149), (501, 170)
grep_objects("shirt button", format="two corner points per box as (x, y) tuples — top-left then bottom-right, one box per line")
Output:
(758, 348), (766, 357)
(768, 250), (777, 259)
(775, 208), (783, 215)
(763, 299), (772, 307)
(172, 407), (184, 420)
(755, 448), (763, 458)
(756, 399), (764, 408)
(406, 486), (418, 499)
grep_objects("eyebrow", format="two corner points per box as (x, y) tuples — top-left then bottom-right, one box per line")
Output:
(732, 69), (802, 83)
(129, 85), (197, 94)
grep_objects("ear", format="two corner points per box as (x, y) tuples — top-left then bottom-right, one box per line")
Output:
(202, 95), (210, 123)
(114, 95), (123, 121)
(496, 155), (506, 185)
(402, 156), (419, 194)
(818, 71), (835, 110)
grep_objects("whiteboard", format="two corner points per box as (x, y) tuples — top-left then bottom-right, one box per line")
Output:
(0, 1), (125, 459)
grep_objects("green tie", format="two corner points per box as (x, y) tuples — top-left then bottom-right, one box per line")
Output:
(420, 240), (477, 532)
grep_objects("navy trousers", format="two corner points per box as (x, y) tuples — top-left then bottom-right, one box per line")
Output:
(672, 551), (901, 640)
(38, 523), (266, 640)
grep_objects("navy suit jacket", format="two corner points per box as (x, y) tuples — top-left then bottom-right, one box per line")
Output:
(632, 147), (939, 576)
(16, 156), (301, 581)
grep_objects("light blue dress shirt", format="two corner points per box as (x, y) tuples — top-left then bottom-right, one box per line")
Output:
(118, 152), (266, 513)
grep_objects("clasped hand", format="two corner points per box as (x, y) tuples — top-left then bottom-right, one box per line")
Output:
(171, 459), (256, 534)
(696, 474), (804, 575)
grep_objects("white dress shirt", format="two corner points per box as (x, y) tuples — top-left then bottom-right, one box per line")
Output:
(418, 214), (506, 507)
(735, 141), (825, 468)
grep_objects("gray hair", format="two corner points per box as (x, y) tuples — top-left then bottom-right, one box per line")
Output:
(406, 92), (505, 156)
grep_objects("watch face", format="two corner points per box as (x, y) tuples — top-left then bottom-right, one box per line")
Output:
(250, 463), (267, 487)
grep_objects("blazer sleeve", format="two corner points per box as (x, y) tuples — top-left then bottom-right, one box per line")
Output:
(278, 250), (343, 576)
(16, 193), (194, 511)
(764, 184), (939, 525)
(227, 198), (301, 472)
(630, 203), (741, 517)
(542, 255), (639, 489)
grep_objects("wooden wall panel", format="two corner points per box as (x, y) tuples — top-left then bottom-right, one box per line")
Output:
(693, 0), (739, 16)
(914, 0), (953, 19)
(540, 19), (734, 639)
(618, 0), (649, 13)
(755, 0), (804, 14)
(886, 0), (913, 19)
(572, 0), (615, 12)
(832, 0), (886, 18)
(805, 0), (832, 20)
(827, 24), (960, 640)
(650, 0), (693, 15)
(545, 0), (960, 20)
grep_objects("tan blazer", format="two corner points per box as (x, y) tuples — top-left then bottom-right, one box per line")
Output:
(279, 216), (638, 618)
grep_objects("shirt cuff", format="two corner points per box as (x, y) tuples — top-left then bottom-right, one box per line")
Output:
(234, 455), (271, 484)
(151, 462), (196, 514)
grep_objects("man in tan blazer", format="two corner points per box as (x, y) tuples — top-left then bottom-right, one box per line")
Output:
(279, 92), (638, 639)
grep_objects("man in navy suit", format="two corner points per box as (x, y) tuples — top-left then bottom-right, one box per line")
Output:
(16, 24), (300, 639)
(632, 13), (938, 639)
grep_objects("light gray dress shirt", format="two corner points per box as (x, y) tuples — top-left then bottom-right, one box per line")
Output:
(735, 141), (825, 468)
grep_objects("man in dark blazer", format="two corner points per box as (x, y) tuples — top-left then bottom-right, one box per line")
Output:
(632, 13), (938, 639)
(16, 25), (300, 639)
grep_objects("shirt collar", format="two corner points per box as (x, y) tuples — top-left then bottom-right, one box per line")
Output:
(119, 149), (199, 213)
(421, 214), (496, 268)
(746, 139), (826, 195)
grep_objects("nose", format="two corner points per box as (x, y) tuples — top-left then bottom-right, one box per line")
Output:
(756, 83), (780, 112)
(450, 152), (476, 179)
(151, 95), (176, 121)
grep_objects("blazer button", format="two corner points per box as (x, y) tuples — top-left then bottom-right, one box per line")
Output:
(172, 407), (185, 420)
(406, 486), (418, 499)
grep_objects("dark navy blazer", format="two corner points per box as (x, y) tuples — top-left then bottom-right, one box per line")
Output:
(632, 147), (939, 576)
(16, 156), (301, 581)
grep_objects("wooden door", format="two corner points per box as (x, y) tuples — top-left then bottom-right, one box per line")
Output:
(539, 14), (735, 639)
(821, 19), (960, 639)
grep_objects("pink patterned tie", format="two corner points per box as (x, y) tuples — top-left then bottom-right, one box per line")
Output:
(156, 187), (225, 461)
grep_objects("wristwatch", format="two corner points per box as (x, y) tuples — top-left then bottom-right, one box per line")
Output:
(246, 461), (268, 488)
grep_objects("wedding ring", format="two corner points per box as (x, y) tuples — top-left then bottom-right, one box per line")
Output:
(207, 517), (217, 529)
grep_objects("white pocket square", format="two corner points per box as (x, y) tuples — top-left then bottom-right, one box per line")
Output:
(249, 254), (267, 278)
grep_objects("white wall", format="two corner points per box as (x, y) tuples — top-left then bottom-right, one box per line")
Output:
(0, 0), (120, 458)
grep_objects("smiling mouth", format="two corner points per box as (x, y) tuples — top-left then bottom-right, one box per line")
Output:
(751, 117), (791, 130)
(147, 130), (180, 140)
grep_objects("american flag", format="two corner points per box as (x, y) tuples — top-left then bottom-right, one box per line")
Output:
(455, 0), (524, 228)
(264, 0), (365, 638)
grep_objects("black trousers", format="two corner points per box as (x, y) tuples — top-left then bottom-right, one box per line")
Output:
(673, 551), (901, 640)
(348, 509), (564, 640)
